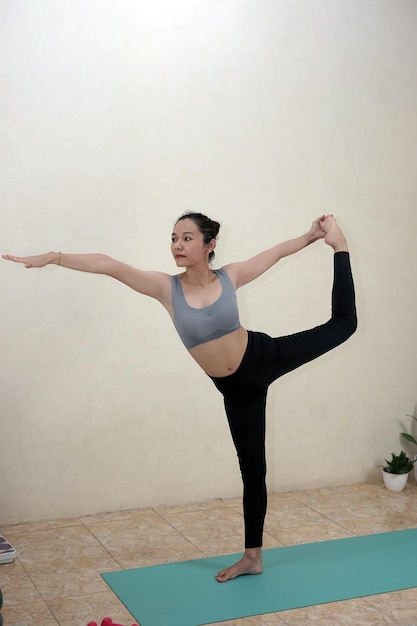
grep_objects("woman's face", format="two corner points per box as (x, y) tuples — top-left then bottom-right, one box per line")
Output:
(171, 218), (214, 267)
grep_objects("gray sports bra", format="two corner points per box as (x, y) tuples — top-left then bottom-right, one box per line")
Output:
(171, 268), (241, 349)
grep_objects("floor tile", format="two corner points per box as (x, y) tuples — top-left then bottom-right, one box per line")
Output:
(82, 507), (172, 528)
(293, 484), (356, 503)
(300, 492), (390, 522)
(162, 506), (244, 544)
(336, 512), (417, 535)
(264, 500), (329, 528)
(154, 497), (238, 515)
(265, 520), (354, 545)
(349, 482), (394, 498)
(0, 559), (42, 606)
(1, 600), (59, 626)
(48, 591), (137, 626)
(4, 526), (111, 568)
(362, 485), (417, 516)
(22, 553), (119, 576)
(27, 559), (120, 600)
(1, 517), (82, 535)
(111, 541), (204, 569)
(351, 481), (417, 498)
(278, 597), (396, 625)
(364, 588), (417, 624)
(86, 516), (189, 553)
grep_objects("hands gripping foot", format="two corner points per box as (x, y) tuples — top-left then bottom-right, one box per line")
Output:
(320, 215), (349, 252)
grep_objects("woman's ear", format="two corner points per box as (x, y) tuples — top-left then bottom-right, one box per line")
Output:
(206, 238), (216, 255)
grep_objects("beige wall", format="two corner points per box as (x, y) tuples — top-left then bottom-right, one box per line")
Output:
(1, 0), (417, 525)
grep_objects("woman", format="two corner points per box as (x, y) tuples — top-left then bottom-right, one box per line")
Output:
(3, 213), (357, 582)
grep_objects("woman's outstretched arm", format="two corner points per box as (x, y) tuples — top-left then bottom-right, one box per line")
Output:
(2, 252), (171, 303)
(223, 215), (327, 289)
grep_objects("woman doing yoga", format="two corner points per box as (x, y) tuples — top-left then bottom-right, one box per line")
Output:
(3, 213), (357, 582)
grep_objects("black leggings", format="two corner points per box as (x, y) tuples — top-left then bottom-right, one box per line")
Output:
(210, 251), (357, 548)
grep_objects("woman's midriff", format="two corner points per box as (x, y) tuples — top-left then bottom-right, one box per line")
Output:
(189, 326), (249, 377)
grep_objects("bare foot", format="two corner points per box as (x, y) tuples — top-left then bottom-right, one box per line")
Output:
(215, 549), (263, 583)
(321, 216), (348, 252)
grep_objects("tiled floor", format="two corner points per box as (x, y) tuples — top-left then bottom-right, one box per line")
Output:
(1, 482), (417, 625)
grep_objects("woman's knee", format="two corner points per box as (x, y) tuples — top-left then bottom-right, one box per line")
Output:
(343, 311), (358, 339)
(239, 459), (267, 484)
(333, 308), (357, 342)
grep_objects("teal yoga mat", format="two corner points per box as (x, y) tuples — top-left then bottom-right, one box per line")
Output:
(102, 528), (417, 626)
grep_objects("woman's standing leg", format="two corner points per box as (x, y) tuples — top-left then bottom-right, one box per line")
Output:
(215, 384), (268, 582)
(210, 363), (268, 583)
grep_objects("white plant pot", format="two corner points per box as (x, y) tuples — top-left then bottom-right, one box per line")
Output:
(382, 469), (408, 492)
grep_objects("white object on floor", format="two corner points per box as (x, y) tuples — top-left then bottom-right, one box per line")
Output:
(0, 536), (16, 564)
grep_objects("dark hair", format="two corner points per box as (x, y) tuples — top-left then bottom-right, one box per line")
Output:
(176, 212), (220, 262)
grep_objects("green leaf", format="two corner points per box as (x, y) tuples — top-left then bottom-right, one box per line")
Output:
(401, 433), (417, 446)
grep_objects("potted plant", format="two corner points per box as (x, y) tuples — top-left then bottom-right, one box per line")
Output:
(401, 414), (417, 482)
(381, 451), (415, 492)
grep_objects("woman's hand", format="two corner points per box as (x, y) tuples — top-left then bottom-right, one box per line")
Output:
(310, 214), (330, 240)
(2, 252), (57, 268)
